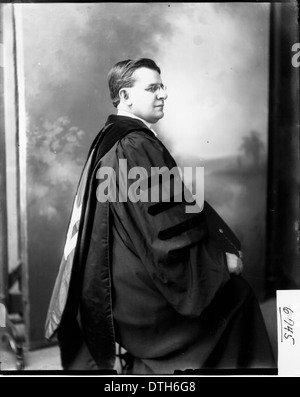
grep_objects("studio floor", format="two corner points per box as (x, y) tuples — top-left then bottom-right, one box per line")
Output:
(0, 344), (61, 372)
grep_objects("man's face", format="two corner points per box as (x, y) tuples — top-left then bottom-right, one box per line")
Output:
(126, 67), (168, 124)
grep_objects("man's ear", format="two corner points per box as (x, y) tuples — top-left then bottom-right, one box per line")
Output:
(119, 88), (130, 102)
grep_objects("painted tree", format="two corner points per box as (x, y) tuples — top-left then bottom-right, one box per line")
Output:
(239, 130), (265, 167)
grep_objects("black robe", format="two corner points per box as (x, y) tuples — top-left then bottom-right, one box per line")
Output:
(45, 115), (275, 374)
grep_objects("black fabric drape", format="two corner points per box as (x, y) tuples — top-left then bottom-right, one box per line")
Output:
(266, 2), (300, 294)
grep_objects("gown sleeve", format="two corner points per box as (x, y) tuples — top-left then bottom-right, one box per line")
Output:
(110, 130), (230, 318)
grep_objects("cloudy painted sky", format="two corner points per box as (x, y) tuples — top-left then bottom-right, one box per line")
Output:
(21, 2), (270, 160)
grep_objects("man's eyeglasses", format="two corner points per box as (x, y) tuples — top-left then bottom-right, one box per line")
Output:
(145, 84), (167, 94)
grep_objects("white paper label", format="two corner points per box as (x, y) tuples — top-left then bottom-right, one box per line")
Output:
(276, 290), (300, 376)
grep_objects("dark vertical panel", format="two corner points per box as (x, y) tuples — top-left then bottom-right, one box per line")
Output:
(266, 2), (300, 295)
(0, 4), (9, 306)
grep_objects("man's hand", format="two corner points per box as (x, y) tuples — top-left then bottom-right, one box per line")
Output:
(225, 252), (243, 275)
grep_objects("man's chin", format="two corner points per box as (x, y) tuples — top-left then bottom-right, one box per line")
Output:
(151, 113), (164, 124)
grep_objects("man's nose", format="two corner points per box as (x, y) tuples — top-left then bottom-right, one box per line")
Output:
(157, 88), (168, 100)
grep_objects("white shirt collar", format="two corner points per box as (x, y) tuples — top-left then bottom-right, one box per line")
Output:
(117, 109), (157, 136)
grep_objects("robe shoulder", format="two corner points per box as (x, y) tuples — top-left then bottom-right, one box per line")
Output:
(116, 129), (175, 169)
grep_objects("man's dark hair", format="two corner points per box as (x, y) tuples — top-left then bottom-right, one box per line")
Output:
(108, 58), (161, 108)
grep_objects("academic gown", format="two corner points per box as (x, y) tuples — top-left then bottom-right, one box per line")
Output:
(45, 115), (275, 374)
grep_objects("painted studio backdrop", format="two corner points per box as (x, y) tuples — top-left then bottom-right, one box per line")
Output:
(11, 3), (271, 348)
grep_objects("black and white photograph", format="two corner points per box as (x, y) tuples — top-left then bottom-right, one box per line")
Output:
(0, 1), (299, 379)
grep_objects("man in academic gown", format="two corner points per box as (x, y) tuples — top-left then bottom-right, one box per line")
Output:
(45, 58), (276, 374)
